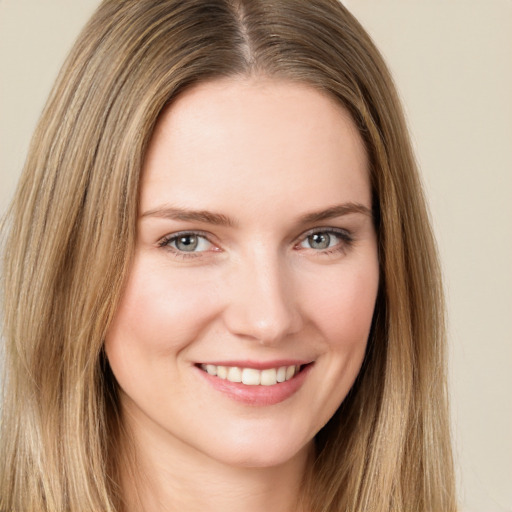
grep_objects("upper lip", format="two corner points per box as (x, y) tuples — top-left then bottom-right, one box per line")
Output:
(196, 359), (314, 370)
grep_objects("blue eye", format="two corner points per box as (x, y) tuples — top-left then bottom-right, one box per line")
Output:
(160, 232), (213, 253)
(305, 232), (334, 250)
(298, 229), (352, 252)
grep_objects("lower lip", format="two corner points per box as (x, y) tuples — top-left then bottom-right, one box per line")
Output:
(195, 364), (313, 406)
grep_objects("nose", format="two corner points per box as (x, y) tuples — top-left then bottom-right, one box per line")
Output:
(222, 249), (303, 345)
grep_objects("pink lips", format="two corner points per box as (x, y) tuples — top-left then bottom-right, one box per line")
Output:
(198, 359), (310, 370)
(195, 361), (313, 406)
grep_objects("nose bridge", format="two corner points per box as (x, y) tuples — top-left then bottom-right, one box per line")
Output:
(224, 245), (301, 344)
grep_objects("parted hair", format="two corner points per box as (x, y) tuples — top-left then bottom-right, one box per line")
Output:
(0, 1), (456, 511)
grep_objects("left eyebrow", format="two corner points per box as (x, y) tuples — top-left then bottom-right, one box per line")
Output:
(140, 205), (236, 227)
(299, 202), (373, 224)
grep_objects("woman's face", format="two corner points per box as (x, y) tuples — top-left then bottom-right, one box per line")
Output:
(105, 78), (379, 469)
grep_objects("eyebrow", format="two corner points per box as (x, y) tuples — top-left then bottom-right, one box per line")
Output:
(140, 202), (372, 227)
(298, 202), (372, 224)
(141, 206), (236, 227)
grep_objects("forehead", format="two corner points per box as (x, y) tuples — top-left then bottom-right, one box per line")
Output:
(140, 77), (370, 218)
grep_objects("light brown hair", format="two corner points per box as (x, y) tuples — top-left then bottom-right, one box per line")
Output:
(0, 1), (456, 510)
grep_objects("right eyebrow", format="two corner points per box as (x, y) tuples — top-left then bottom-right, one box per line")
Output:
(298, 202), (373, 224)
(140, 206), (237, 228)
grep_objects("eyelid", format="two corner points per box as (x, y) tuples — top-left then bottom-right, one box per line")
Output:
(158, 230), (219, 256)
(294, 226), (354, 252)
(296, 226), (353, 242)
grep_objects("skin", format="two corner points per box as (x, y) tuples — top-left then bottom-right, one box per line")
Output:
(105, 77), (379, 512)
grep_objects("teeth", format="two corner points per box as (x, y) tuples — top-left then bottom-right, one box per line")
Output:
(260, 368), (277, 386)
(227, 366), (242, 382)
(286, 365), (296, 380)
(200, 364), (301, 386)
(242, 368), (260, 385)
(216, 366), (228, 379)
(205, 364), (217, 376)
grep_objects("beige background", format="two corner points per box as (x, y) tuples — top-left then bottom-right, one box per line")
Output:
(1, 1), (511, 510)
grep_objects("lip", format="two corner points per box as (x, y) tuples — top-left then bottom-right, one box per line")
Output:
(197, 359), (312, 370)
(194, 360), (314, 406)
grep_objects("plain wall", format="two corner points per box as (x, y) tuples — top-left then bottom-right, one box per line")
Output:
(1, 1), (511, 511)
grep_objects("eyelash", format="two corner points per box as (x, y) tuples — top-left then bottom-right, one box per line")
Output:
(157, 227), (354, 259)
(296, 227), (354, 256)
(157, 231), (214, 259)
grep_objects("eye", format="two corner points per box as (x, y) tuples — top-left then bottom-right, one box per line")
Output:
(159, 232), (214, 254)
(303, 232), (335, 250)
(297, 228), (353, 253)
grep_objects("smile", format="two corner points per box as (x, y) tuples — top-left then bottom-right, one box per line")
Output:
(195, 361), (314, 406)
(199, 364), (301, 386)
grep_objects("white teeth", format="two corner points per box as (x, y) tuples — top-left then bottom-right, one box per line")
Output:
(227, 366), (242, 383)
(260, 368), (277, 386)
(216, 366), (228, 379)
(205, 364), (217, 376)
(242, 368), (261, 385)
(200, 364), (302, 386)
(286, 365), (296, 380)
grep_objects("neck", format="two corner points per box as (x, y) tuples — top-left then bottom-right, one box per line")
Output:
(119, 412), (313, 512)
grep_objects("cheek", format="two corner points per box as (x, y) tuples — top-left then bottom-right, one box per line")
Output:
(304, 262), (378, 419)
(105, 256), (220, 360)
(305, 263), (379, 349)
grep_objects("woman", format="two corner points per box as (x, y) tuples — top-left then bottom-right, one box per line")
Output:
(0, 1), (456, 511)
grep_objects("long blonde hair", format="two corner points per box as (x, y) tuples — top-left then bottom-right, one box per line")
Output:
(0, 1), (456, 510)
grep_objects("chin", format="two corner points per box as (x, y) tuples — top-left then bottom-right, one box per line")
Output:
(197, 429), (314, 470)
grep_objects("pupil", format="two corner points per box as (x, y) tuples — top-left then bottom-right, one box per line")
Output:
(310, 233), (330, 249)
(176, 235), (198, 252)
